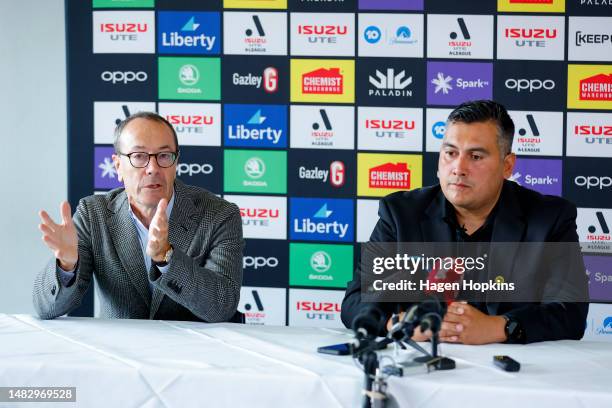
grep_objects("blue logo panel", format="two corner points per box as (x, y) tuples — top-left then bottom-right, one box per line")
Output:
(158, 12), (220, 55)
(224, 104), (287, 148)
(290, 198), (354, 242)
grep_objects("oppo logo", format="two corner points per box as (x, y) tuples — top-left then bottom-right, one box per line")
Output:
(101, 71), (148, 84)
(505, 78), (555, 93)
(243, 256), (279, 269)
(176, 163), (213, 176)
(365, 120), (415, 130)
(575, 176), (612, 190)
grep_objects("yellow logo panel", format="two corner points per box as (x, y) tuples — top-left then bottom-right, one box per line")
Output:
(357, 153), (423, 197)
(290, 59), (355, 104)
(497, 0), (565, 13)
(567, 64), (612, 110)
(224, 0), (287, 9)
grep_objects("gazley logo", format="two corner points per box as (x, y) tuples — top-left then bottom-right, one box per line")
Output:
(369, 163), (411, 189)
(298, 161), (345, 187)
(302, 68), (343, 94)
(579, 74), (612, 101)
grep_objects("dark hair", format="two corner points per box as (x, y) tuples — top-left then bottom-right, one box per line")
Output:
(446, 100), (515, 156)
(113, 111), (179, 154)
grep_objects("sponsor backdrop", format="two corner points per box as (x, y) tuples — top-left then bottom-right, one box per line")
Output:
(68, 0), (612, 340)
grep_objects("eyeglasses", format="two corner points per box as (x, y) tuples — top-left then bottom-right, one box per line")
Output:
(118, 151), (179, 168)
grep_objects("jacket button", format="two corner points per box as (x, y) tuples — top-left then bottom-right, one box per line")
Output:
(51, 285), (57, 295)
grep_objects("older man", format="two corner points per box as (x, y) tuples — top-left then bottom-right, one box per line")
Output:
(341, 100), (589, 344)
(34, 112), (244, 322)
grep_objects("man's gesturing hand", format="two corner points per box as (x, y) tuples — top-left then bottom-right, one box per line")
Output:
(39, 201), (78, 271)
(147, 198), (170, 263)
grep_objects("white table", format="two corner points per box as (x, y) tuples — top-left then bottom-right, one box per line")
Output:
(1, 314), (611, 408)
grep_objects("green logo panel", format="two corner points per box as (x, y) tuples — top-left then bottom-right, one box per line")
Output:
(224, 150), (287, 194)
(93, 0), (154, 7)
(289, 243), (353, 288)
(158, 57), (220, 101)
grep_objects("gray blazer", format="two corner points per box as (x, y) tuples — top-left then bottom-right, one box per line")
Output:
(33, 180), (244, 322)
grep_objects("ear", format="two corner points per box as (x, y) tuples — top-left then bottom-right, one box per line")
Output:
(503, 153), (516, 179)
(112, 154), (123, 183)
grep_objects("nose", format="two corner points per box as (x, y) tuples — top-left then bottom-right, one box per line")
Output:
(452, 152), (469, 177)
(145, 155), (160, 175)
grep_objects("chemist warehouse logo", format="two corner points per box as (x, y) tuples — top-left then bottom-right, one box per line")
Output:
(224, 104), (287, 148)
(157, 12), (220, 55)
(290, 198), (354, 242)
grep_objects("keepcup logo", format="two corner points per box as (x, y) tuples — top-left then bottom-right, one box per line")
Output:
(243, 256), (279, 270)
(176, 163), (213, 176)
(505, 78), (555, 93)
(101, 70), (148, 84)
(575, 176), (612, 190)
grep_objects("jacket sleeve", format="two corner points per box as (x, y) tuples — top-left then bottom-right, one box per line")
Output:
(33, 199), (95, 320)
(505, 202), (589, 343)
(147, 202), (244, 323)
(341, 197), (399, 335)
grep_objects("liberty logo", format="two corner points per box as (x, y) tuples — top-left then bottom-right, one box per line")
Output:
(369, 69), (413, 97)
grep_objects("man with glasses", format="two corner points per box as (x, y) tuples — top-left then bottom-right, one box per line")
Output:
(34, 112), (244, 322)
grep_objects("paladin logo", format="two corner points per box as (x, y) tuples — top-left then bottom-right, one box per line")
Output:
(310, 251), (331, 273)
(368, 68), (412, 97)
(448, 18), (472, 56)
(369, 162), (410, 189)
(302, 68), (343, 94)
(579, 74), (612, 101)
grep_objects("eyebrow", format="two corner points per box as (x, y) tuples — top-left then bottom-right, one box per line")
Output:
(441, 142), (490, 154)
(130, 145), (173, 150)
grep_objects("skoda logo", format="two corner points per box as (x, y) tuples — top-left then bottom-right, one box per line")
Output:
(244, 157), (265, 179)
(310, 251), (331, 273)
(179, 64), (199, 86)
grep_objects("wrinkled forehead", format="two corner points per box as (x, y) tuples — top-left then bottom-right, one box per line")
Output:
(120, 118), (176, 151)
(443, 121), (500, 152)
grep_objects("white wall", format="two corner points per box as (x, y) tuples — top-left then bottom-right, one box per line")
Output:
(0, 0), (67, 313)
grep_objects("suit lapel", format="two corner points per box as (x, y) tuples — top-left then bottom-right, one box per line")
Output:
(149, 180), (200, 319)
(420, 190), (453, 243)
(107, 192), (151, 308)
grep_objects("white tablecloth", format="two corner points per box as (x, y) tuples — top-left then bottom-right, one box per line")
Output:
(1, 314), (611, 408)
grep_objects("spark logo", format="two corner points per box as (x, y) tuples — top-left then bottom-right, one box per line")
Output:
(568, 65), (612, 110)
(158, 12), (220, 54)
(509, 158), (562, 196)
(94, 147), (122, 190)
(224, 104), (287, 148)
(427, 62), (493, 106)
(291, 59), (354, 103)
(290, 245), (353, 290)
(368, 68), (413, 97)
(432, 72), (453, 94)
(93, 11), (155, 54)
(290, 198), (354, 242)
(358, 153), (422, 197)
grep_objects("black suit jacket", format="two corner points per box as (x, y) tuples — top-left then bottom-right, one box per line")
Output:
(341, 181), (589, 344)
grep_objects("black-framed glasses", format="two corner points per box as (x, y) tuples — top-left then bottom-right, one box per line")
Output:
(118, 151), (179, 168)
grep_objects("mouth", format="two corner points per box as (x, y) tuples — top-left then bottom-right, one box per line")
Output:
(142, 183), (163, 190)
(449, 182), (470, 189)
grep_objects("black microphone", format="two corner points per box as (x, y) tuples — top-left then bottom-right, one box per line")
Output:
(351, 306), (386, 353)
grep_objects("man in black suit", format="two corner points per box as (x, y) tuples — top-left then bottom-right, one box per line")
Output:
(342, 100), (589, 344)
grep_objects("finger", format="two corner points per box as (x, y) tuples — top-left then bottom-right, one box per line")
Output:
(155, 199), (168, 219)
(39, 210), (58, 230)
(447, 303), (468, 315)
(442, 321), (464, 334)
(41, 234), (61, 250)
(440, 336), (459, 343)
(39, 223), (57, 237)
(60, 201), (73, 225)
